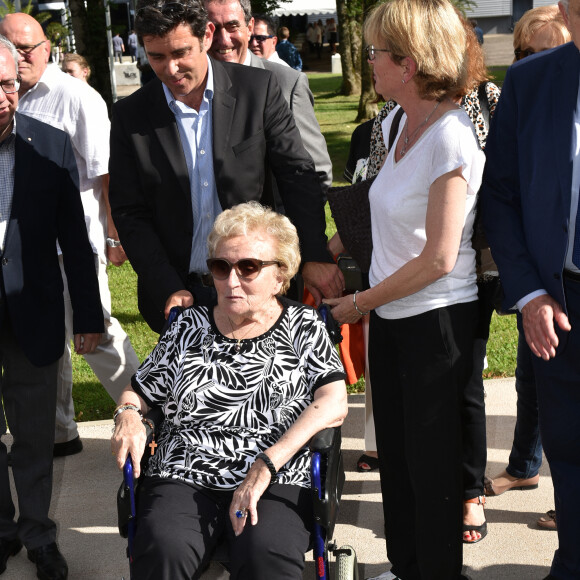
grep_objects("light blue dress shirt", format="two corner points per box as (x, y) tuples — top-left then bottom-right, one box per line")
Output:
(162, 57), (221, 274)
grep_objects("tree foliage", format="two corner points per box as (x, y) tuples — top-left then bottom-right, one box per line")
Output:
(452, 0), (477, 16)
(250, 0), (290, 16)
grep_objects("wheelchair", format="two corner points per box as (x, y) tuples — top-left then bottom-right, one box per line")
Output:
(117, 306), (359, 580)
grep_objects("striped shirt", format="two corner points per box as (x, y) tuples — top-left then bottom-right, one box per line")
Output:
(0, 120), (16, 251)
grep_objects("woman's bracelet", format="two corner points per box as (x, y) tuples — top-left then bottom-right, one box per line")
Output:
(353, 291), (370, 316)
(113, 403), (143, 423)
(255, 452), (277, 484)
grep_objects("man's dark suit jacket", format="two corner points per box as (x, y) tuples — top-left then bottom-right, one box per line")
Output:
(109, 57), (331, 332)
(1, 112), (104, 367)
(482, 42), (580, 312)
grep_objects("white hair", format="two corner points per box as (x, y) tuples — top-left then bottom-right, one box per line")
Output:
(0, 35), (19, 74)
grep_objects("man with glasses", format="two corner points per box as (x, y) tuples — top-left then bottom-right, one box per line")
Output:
(0, 13), (140, 459)
(249, 14), (288, 67)
(0, 36), (103, 580)
(205, 0), (332, 194)
(109, 0), (342, 334)
(482, 1), (580, 578)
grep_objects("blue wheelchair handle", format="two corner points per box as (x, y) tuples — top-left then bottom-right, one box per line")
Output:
(123, 458), (137, 564)
(318, 303), (329, 325)
(160, 306), (183, 336)
(311, 451), (328, 580)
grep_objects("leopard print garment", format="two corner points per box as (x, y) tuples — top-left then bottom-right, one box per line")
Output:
(366, 82), (501, 179)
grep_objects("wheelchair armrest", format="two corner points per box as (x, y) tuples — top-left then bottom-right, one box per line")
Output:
(309, 427), (339, 454)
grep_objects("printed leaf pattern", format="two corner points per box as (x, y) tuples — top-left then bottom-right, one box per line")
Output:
(134, 299), (345, 490)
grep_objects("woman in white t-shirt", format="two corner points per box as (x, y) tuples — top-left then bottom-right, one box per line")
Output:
(324, 1), (485, 579)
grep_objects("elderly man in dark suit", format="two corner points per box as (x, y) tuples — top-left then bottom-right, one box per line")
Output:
(482, 2), (580, 578)
(0, 37), (103, 580)
(109, 0), (341, 334)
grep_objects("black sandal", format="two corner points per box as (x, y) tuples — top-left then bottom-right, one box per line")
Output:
(356, 454), (379, 472)
(463, 496), (488, 544)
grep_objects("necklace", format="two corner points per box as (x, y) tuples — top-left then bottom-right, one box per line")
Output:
(400, 100), (441, 157)
(228, 317), (259, 352)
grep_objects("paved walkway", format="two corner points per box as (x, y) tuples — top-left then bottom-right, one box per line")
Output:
(2, 378), (557, 579)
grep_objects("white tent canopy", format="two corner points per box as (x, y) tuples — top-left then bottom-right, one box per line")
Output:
(272, 0), (336, 16)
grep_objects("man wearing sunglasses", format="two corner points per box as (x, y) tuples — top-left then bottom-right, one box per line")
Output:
(0, 37), (103, 580)
(205, 0), (332, 194)
(249, 14), (288, 67)
(0, 14), (140, 460)
(482, 1), (580, 578)
(109, 0), (342, 334)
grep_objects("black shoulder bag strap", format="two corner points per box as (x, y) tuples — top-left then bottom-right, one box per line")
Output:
(478, 82), (490, 134)
(388, 106), (405, 151)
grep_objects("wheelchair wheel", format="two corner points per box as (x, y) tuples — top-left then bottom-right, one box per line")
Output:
(334, 544), (359, 580)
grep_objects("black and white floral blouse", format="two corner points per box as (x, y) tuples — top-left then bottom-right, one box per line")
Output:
(132, 297), (346, 491)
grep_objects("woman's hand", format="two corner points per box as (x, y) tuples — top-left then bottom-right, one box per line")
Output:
(229, 457), (273, 536)
(111, 410), (147, 478)
(323, 294), (365, 325)
(327, 232), (345, 257)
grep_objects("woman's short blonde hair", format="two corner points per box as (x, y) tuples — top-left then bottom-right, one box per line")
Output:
(513, 5), (570, 58)
(364, 0), (467, 100)
(207, 202), (301, 294)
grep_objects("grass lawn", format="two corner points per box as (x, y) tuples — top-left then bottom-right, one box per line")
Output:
(72, 66), (516, 421)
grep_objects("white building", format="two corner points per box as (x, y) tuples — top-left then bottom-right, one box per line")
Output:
(466, 0), (560, 33)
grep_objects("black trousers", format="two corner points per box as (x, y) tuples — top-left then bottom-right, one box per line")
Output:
(0, 322), (58, 549)
(533, 277), (580, 579)
(132, 477), (313, 580)
(369, 301), (477, 580)
(462, 278), (499, 499)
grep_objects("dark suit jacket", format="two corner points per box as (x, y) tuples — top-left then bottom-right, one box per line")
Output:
(1, 112), (104, 367)
(249, 52), (332, 191)
(482, 42), (580, 312)
(109, 57), (331, 332)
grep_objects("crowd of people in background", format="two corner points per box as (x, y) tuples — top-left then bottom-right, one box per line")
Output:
(1, 0), (580, 579)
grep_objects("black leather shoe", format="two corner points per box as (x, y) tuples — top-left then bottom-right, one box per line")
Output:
(0, 537), (22, 575)
(53, 436), (83, 457)
(27, 543), (68, 580)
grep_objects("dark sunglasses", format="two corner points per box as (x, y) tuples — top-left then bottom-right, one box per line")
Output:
(206, 258), (280, 280)
(250, 34), (274, 43)
(514, 48), (536, 61)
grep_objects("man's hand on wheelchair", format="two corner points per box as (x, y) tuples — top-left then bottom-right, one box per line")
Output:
(111, 410), (147, 478)
(229, 458), (273, 536)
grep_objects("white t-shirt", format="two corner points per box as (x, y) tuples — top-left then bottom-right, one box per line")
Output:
(18, 64), (110, 259)
(369, 106), (485, 320)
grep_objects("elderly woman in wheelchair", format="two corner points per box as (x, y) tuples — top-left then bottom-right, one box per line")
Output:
(111, 202), (348, 580)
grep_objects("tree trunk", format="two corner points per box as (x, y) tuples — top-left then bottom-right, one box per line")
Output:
(86, 0), (113, 109)
(356, 0), (378, 121)
(68, 0), (113, 110)
(67, 0), (87, 54)
(336, 0), (360, 95)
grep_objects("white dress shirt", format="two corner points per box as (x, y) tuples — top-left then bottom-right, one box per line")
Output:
(17, 64), (111, 259)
